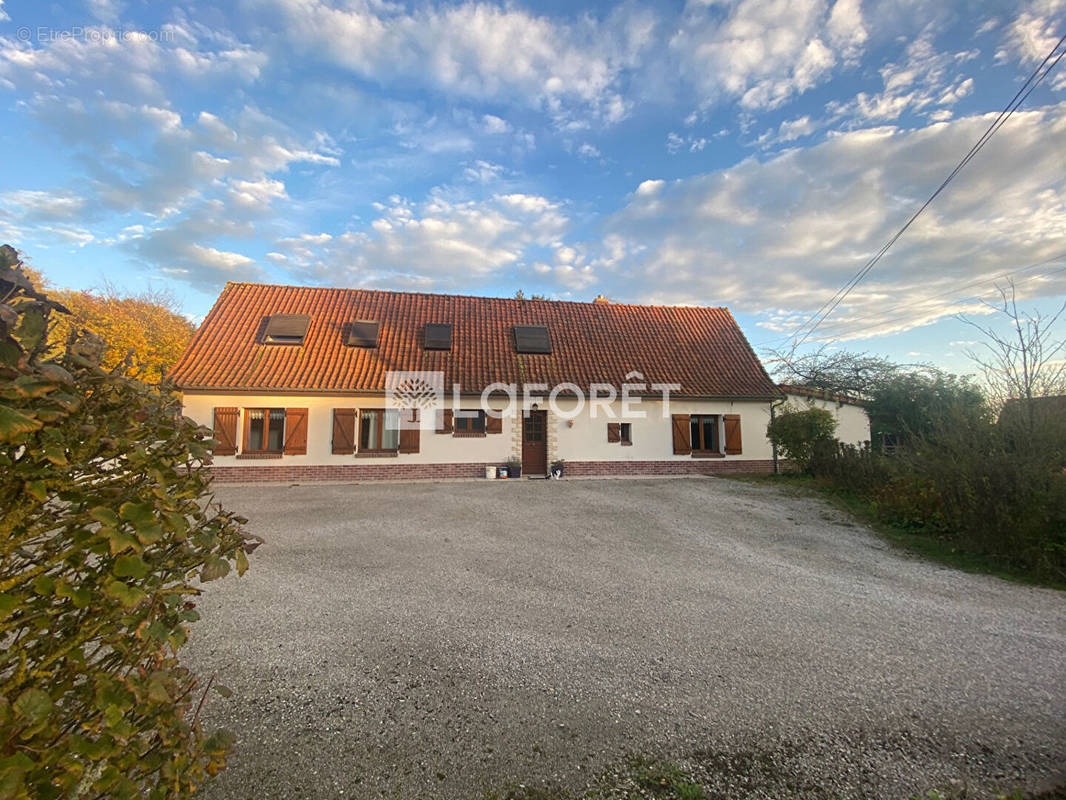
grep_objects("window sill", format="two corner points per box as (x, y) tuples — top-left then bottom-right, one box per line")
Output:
(355, 451), (399, 458)
(452, 432), (487, 438)
(620, 441), (633, 446)
(237, 452), (283, 460)
(691, 451), (725, 459)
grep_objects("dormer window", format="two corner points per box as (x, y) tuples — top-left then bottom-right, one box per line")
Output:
(347, 320), (380, 348)
(263, 314), (310, 345)
(424, 323), (452, 351)
(513, 325), (551, 354)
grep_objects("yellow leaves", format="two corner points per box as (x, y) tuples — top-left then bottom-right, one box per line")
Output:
(48, 287), (196, 384)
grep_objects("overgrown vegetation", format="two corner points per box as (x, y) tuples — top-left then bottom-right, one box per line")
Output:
(768, 286), (1066, 585)
(766, 405), (837, 473)
(0, 246), (259, 798)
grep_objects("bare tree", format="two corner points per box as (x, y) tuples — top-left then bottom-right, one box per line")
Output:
(768, 343), (933, 400)
(961, 279), (1066, 416)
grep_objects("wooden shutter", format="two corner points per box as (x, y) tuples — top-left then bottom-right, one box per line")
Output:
(212, 407), (238, 456)
(486, 413), (502, 434)
(607, 422), (621, 443)
(399, 409), (420, 453)
(724, 414), (742, 455)
(436, 409), (454, 434)
(283, 408), (308, 455)
(671, 414), (691, 455)
(332, 409), (356, 455)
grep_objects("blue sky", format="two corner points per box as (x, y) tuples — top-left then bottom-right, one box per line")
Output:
(0, 0), (1063, 375)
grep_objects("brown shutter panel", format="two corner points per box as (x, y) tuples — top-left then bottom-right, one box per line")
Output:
(212, 407), (239, 456)
(671, 414), (691, 455)
(724, 414), (742, 455)
(436, 408), (454, 434)
(332, 409), (356, 455)
(283, 408), (308, 455)
(607, 422), (621, 443)
(486, 413), (502, 434)
(399, 409), (420, 453)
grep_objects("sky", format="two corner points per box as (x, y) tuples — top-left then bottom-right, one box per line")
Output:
(0, 0), (1063, 375)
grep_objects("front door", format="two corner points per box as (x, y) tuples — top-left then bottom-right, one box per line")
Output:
(522, 410), (548, 476)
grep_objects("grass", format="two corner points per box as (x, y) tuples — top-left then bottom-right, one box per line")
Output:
(723, 472), (1066, 591)
(483, 757), (705, 800)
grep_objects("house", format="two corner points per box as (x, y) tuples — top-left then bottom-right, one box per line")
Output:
(169, 282), (785, 482)
(777, 384), (872, 447)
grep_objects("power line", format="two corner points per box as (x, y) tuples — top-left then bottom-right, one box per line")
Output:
(750, 253), (1066, 349)
(782, 32), (1066, 350)
(814, 255), (1066, 339)
(818, 264), (1066, 341)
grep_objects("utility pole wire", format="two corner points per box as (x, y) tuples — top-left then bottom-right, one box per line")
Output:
(783, 32), (1066, 351)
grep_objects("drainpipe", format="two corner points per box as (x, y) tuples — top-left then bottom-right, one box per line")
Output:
(769, 396), (788, 475)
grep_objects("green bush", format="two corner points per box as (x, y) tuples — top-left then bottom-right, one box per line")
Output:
(767, 405), (837, 473)
(808, 392), (1066, 582)
(0, 247), (259, 799)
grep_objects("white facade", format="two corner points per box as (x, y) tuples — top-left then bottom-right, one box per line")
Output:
(784, 392), (871, 446)
(181, 391), (779, 468)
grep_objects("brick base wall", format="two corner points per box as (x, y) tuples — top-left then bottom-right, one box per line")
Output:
(563, 459), (775, 477)
(206, 459), (775, 483)
(207, 462), (500, 483)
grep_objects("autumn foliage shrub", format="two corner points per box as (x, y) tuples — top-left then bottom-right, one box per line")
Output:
(0, 246), (259, 799)
(808, 395), (1066, 581)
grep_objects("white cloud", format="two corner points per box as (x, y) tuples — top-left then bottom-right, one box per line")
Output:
(248, 0), (653, 126)
(997, 0), (1066, 90)
(595, 105), (1066, 340)
(1, 190), (87, 221)
(481, 114), (511, 134)
(0, 1), (8, 22)
(577, 142), (602, 160)
(671, 0), (868, 112)
(42, 225), (94, 247)
(270, 191), (570, 289)
(827, 33), (980, 123)
(86, 0), (125, 24)
(755, 114), (820, 147)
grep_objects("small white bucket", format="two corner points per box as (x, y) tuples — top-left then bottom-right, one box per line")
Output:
(485, 465), (496, 480)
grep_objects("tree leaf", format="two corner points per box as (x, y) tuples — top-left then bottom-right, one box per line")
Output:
(103, 580), (147, 608)
(12, 689), (51, 725)
(118, 502), (155, 527)
(199, 557), (230, 582)
(113, 555), (149, 580)
(0, 404), (42, 443)
(89, 507), (121, 526)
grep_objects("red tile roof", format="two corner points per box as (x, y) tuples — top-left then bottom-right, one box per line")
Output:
(169, 283), (780, 398)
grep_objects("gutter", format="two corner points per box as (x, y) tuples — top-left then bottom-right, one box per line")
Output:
(769, 394), (790, 475)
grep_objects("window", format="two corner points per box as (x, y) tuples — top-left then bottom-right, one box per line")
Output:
(359, 409), (400, 452)
(619, 422), (632, 445)
(513, 325), (552, 354)
(424, 323), (452, 350)
(262, 314), (310, 345)
(348, 320), (380, 348)
(454, 410), (486, 435)
(244, 408), (286, 453)
(690, 414), (720, 453)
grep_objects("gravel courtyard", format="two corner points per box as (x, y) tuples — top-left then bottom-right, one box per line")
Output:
(186, 477), (1066, 800)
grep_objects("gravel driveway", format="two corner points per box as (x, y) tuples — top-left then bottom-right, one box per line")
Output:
(186, 477), (1066, 800)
